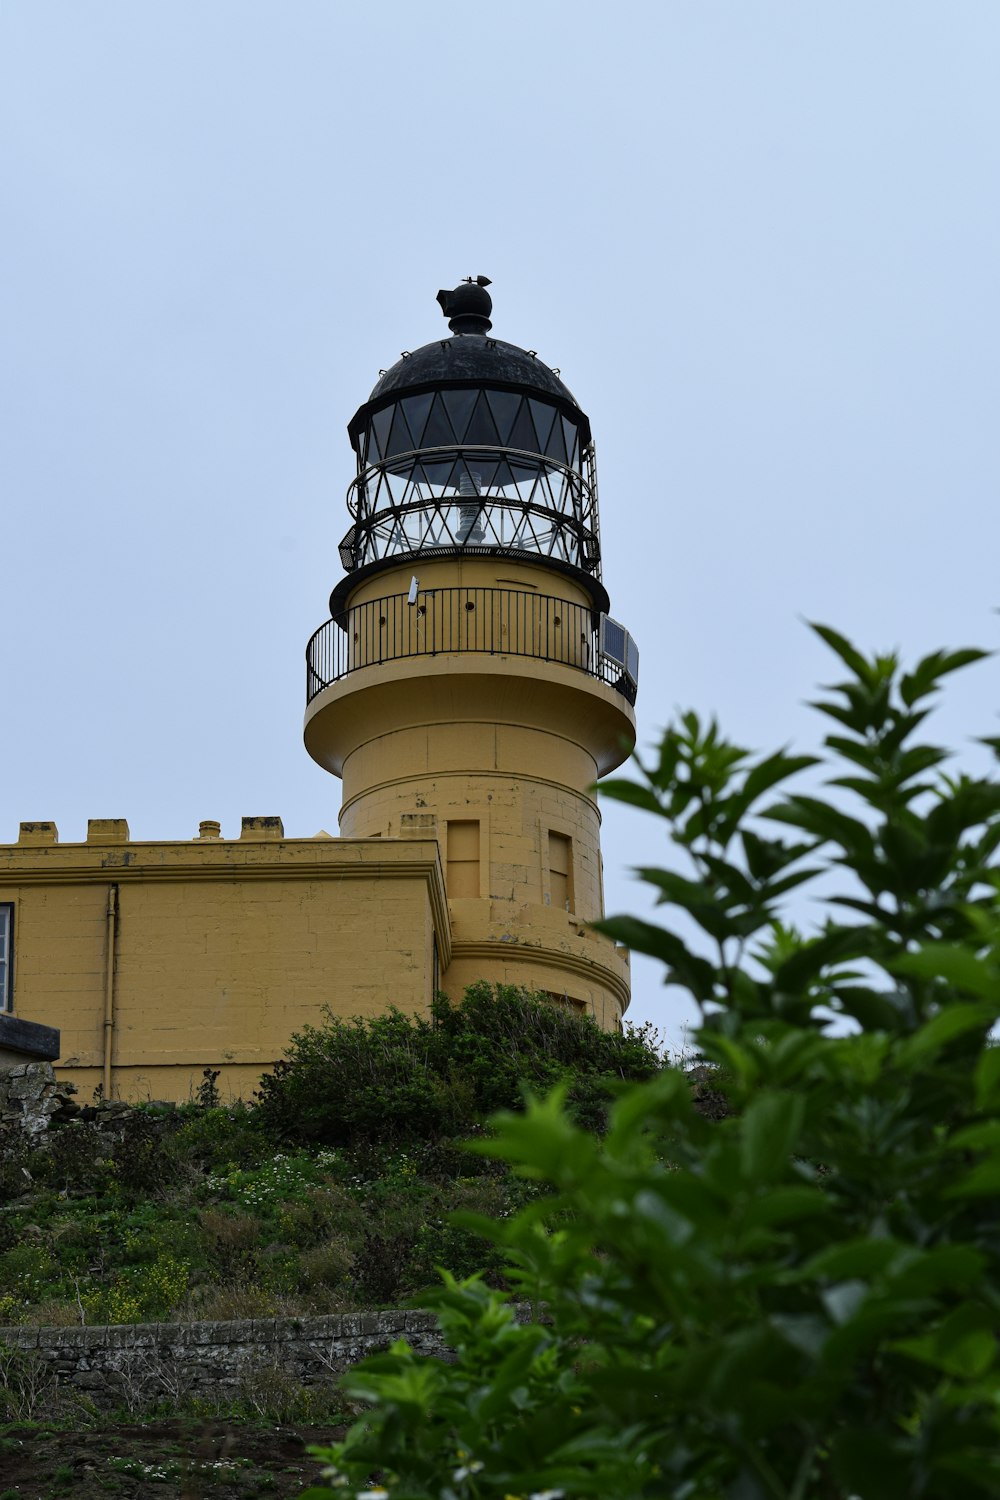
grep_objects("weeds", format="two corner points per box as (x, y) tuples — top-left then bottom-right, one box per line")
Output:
(0, 1340), (55, 1421)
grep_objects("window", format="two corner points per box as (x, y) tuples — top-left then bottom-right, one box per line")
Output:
(0, 905), (12, 1012)
(446, 821), (480, 898)
(548, 832), (573, 912)
(543, 989), (585, 1015)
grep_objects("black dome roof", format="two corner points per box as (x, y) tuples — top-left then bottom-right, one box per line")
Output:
(370, 336), (578, 405)
(349, 337), (590, 447)
(348, 280), (591, 448)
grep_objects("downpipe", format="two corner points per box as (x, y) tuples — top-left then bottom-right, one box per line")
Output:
(102, 884), (119, 1099)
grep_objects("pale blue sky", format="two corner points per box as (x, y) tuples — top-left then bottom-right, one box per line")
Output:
(2, 1), (998, 1044)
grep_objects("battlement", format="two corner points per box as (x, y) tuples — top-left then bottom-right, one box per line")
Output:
(9, 817), (295, 847)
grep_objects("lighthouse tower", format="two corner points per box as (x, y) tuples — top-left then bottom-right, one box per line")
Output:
(304, 280), (638, 1027)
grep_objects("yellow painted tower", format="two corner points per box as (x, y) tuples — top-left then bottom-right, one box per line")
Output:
(304, 279), (639, 1028)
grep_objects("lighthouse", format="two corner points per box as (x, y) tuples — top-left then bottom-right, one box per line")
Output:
(304, 280), (638, 1027)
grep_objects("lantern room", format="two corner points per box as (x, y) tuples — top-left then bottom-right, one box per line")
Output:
(333, 277), (603, 613)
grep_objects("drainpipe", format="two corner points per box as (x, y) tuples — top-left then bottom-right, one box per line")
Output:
(102, 884), (119, 1099)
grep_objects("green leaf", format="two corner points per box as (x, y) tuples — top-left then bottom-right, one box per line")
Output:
(741, 830), (816, 882)
(900, 647), (990, 707)
(764, 796), (876, 859)
(949, 1120), (1000, 1152)
(896, 1001), (998, 1067)
(892, 945), (1000, 1001)
(974, 1046), (1000, 1111)
(770, 925), (874, 993)
(596, 779), (664, 817)
(743, 1185), (831, 1227)
(631, 866), (742, 941)
(739, 1091), (804, 1184)
(809, 623), (877, 685)
(801, 1238), (901, 1282)
(894, 1304), (996, 1378)
(595, 915), (719, 1001)
(832, 986), (912, 1032)
(944, 1159), (1000, 1198)
(721, 751), (820, 832)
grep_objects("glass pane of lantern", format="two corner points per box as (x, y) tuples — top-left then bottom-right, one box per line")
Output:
(529, 399), (556, 453)
(485, 390), (520, 444)
(544, 411), (567, 464)
(409, 455), (442, 486)
(467, 456), (500, 490)
(465, 391), (501, 447)
(442, 388), (478, 441)
(507, 464), (540, 496)
(369, 405), (393, 461)
(507, 399), (539, 454)
(491, 458), (517, 491)
(385, 403), (413, 458)
(401, 392), (434, 447)
(421, 393), (457, 449)
(563, 418), (579, 467)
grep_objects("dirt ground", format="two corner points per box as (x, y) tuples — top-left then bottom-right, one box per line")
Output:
(0, 1418), (347, 1499)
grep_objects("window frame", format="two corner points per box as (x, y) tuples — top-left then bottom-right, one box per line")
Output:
(0, 903), (13, 1013)
(546, 829), (575, 914)
(446, 819), (482, 899)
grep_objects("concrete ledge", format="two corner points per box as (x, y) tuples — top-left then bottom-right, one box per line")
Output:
(0, 1014), (60, 1064)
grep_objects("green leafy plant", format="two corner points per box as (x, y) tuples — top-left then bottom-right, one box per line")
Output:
(256, 983), (662, 1148)
(97, 1252), (190, 1324)
(306, 627), (1000, 1500)
(197, 1067), (222, 1108)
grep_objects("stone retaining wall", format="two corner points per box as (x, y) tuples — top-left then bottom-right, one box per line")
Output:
(0, 1310), (449, 1405)
(0, 1062), (78, 1136)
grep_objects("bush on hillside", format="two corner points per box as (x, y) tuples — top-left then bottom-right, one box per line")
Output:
(2, 991), (657, 1325)
(254, 982), (662, 1147)
(306, 628), (1000, 1500)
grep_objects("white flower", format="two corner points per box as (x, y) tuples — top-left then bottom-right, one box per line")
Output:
(356, 1490), (390, 1499)
(529, 1491), (565, 1500)
(454, 1460), (485, 1481)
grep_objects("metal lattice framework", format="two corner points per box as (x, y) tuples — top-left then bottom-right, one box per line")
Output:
(341, 387), (602, 577)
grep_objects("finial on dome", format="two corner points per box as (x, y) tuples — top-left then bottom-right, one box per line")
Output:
(436, 276), (493, 335)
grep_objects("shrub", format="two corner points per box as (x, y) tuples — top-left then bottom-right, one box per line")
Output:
(98, 1253), (190, 1323)
(108, 1112), (180, 1199)
(278, 1184), (366, 1250)
(256, 983), (662, 1148)
(256, 1008), (460, 1146)
(0, 1126), (33, 1205)
(297, 1234), (357, 1291)
(0, 1244), (56, 1308)
(32, 1121), (110, 1194)
(197, 1208), (264, 1282)
(178, 1281), (279, 1321)
(173, 1101), (270, 1173)
(307, 629), (1000, 1500)
(351, 1226), (426, 1306)
(233, 1359), (341, 1423)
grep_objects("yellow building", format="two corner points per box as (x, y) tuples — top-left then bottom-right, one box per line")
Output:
(0, 280), (639, 1102)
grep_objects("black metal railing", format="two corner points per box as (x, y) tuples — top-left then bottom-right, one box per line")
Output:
(340, 444), (601, 576)
(306, 586), (637, 707)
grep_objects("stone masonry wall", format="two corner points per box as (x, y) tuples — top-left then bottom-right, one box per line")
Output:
(0, 1063), (78, 1136)
(0, 1310), (449, 1406)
